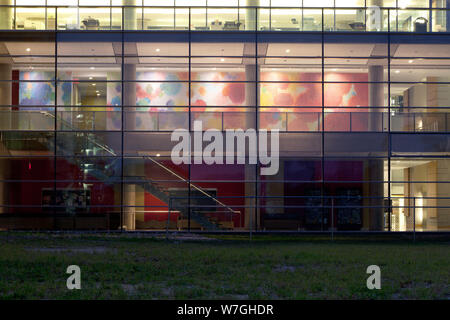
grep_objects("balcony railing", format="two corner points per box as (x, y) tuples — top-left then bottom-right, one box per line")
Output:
(1, 110), (449, 133)
(0, 6), (448, 33)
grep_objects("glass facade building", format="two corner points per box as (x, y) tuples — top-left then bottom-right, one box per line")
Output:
(0, 0), (449, 232)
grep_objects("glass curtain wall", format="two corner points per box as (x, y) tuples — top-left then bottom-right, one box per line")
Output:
(0, 1), (447, 32)
(0, 19), (449, 232)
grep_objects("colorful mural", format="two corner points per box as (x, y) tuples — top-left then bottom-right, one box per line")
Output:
(21, 70), (368, 131)
(191, 71), (246, 108)
(136, 71), (189, 107)
(259, 71), (369, 130)
(120, 70), (368, 131)
(19, 71), (54, 107)
(260, 72), (323, 108)
(135, 71), (246, 108)
(19, 71), (72, 108)
(260, 71), (368, 109)
(106, 72), (122, 130)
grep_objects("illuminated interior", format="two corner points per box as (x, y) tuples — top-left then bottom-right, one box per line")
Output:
(0, 0), (446, 32)
(0, 1), (449, 232)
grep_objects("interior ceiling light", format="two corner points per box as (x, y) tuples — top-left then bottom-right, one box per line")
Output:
(26, 48), (31, 52)
(90, 67), (95, 70)
(285, 49), (290, 53)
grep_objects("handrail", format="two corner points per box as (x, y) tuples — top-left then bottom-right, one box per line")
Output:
(41, 111), (117, 157)
(1, 110), (447, 133)
(144, 155), (239, 215)
(35, 111), (237, 216)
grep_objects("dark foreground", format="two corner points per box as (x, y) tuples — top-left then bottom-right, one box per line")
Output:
(0, 232), (448, 299)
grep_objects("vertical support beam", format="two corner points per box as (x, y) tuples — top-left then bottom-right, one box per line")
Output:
(0, 64), (11, 107)
(123, 0), (137, 30)
(363, 65), (385, 231)
(0, 63), (11, 214)
(369, 65), (384, 132)
(0, 0), (13, 30)
(244, 63), (258, 230)
(245, 0), (259, 30)
(447, 0), (450, 32)
(122, 63), (136, 231)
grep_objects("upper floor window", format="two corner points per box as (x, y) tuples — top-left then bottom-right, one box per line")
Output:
(303, 0), (334, 8)
(78, 0), (111, 5)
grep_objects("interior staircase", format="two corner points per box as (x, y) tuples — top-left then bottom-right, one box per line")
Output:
(0, 111), (237, 230)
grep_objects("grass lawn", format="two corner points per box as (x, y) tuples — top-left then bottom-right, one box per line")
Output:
(0, 232), (448, 300)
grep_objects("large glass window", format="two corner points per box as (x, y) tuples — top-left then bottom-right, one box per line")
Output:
(1, 9), (449, 233)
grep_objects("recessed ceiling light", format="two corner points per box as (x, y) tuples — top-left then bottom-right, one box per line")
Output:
(97, 93), (100, 96)
(285, 49), (290, 53)
(332, 68), (338, 72)
(408, 60), (413, 63)
(88, 76), (93, 80)
(90, 67), (95, 70)
(156, 48), (160, 52)
(96, 90), (99, 93)
(156, 153), (160, 157)
(212, 67), (217, 71)
(395, 70), (400, 74)
(220, 58), (225, 62)
(26, 48), (31, 52)
(92, 83), (96, 86)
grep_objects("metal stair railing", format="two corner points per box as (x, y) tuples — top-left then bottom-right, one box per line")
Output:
(144, 155), (239, 216)
(37, 111), (234, 229)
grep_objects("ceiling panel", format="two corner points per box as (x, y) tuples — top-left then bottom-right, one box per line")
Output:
(266, 43), (321, 57)
(191, 43), (244, 56)
(57, 42), (115, 56)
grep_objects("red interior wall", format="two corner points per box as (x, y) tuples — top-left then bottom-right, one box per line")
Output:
(9, 158), (114, 214)
(144, 162), (245, 227)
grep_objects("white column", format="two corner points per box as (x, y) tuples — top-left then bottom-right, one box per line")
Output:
(0, 64), (12, 130)
(245, 0), (259, 31)
(123, 64), (136, 230)
(0, 64), (11, 106)
(123, 0), (137, 30)
(364, 65), (385, 231)
(368, 65), (384, 132)
(0, 0), (13, 30)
